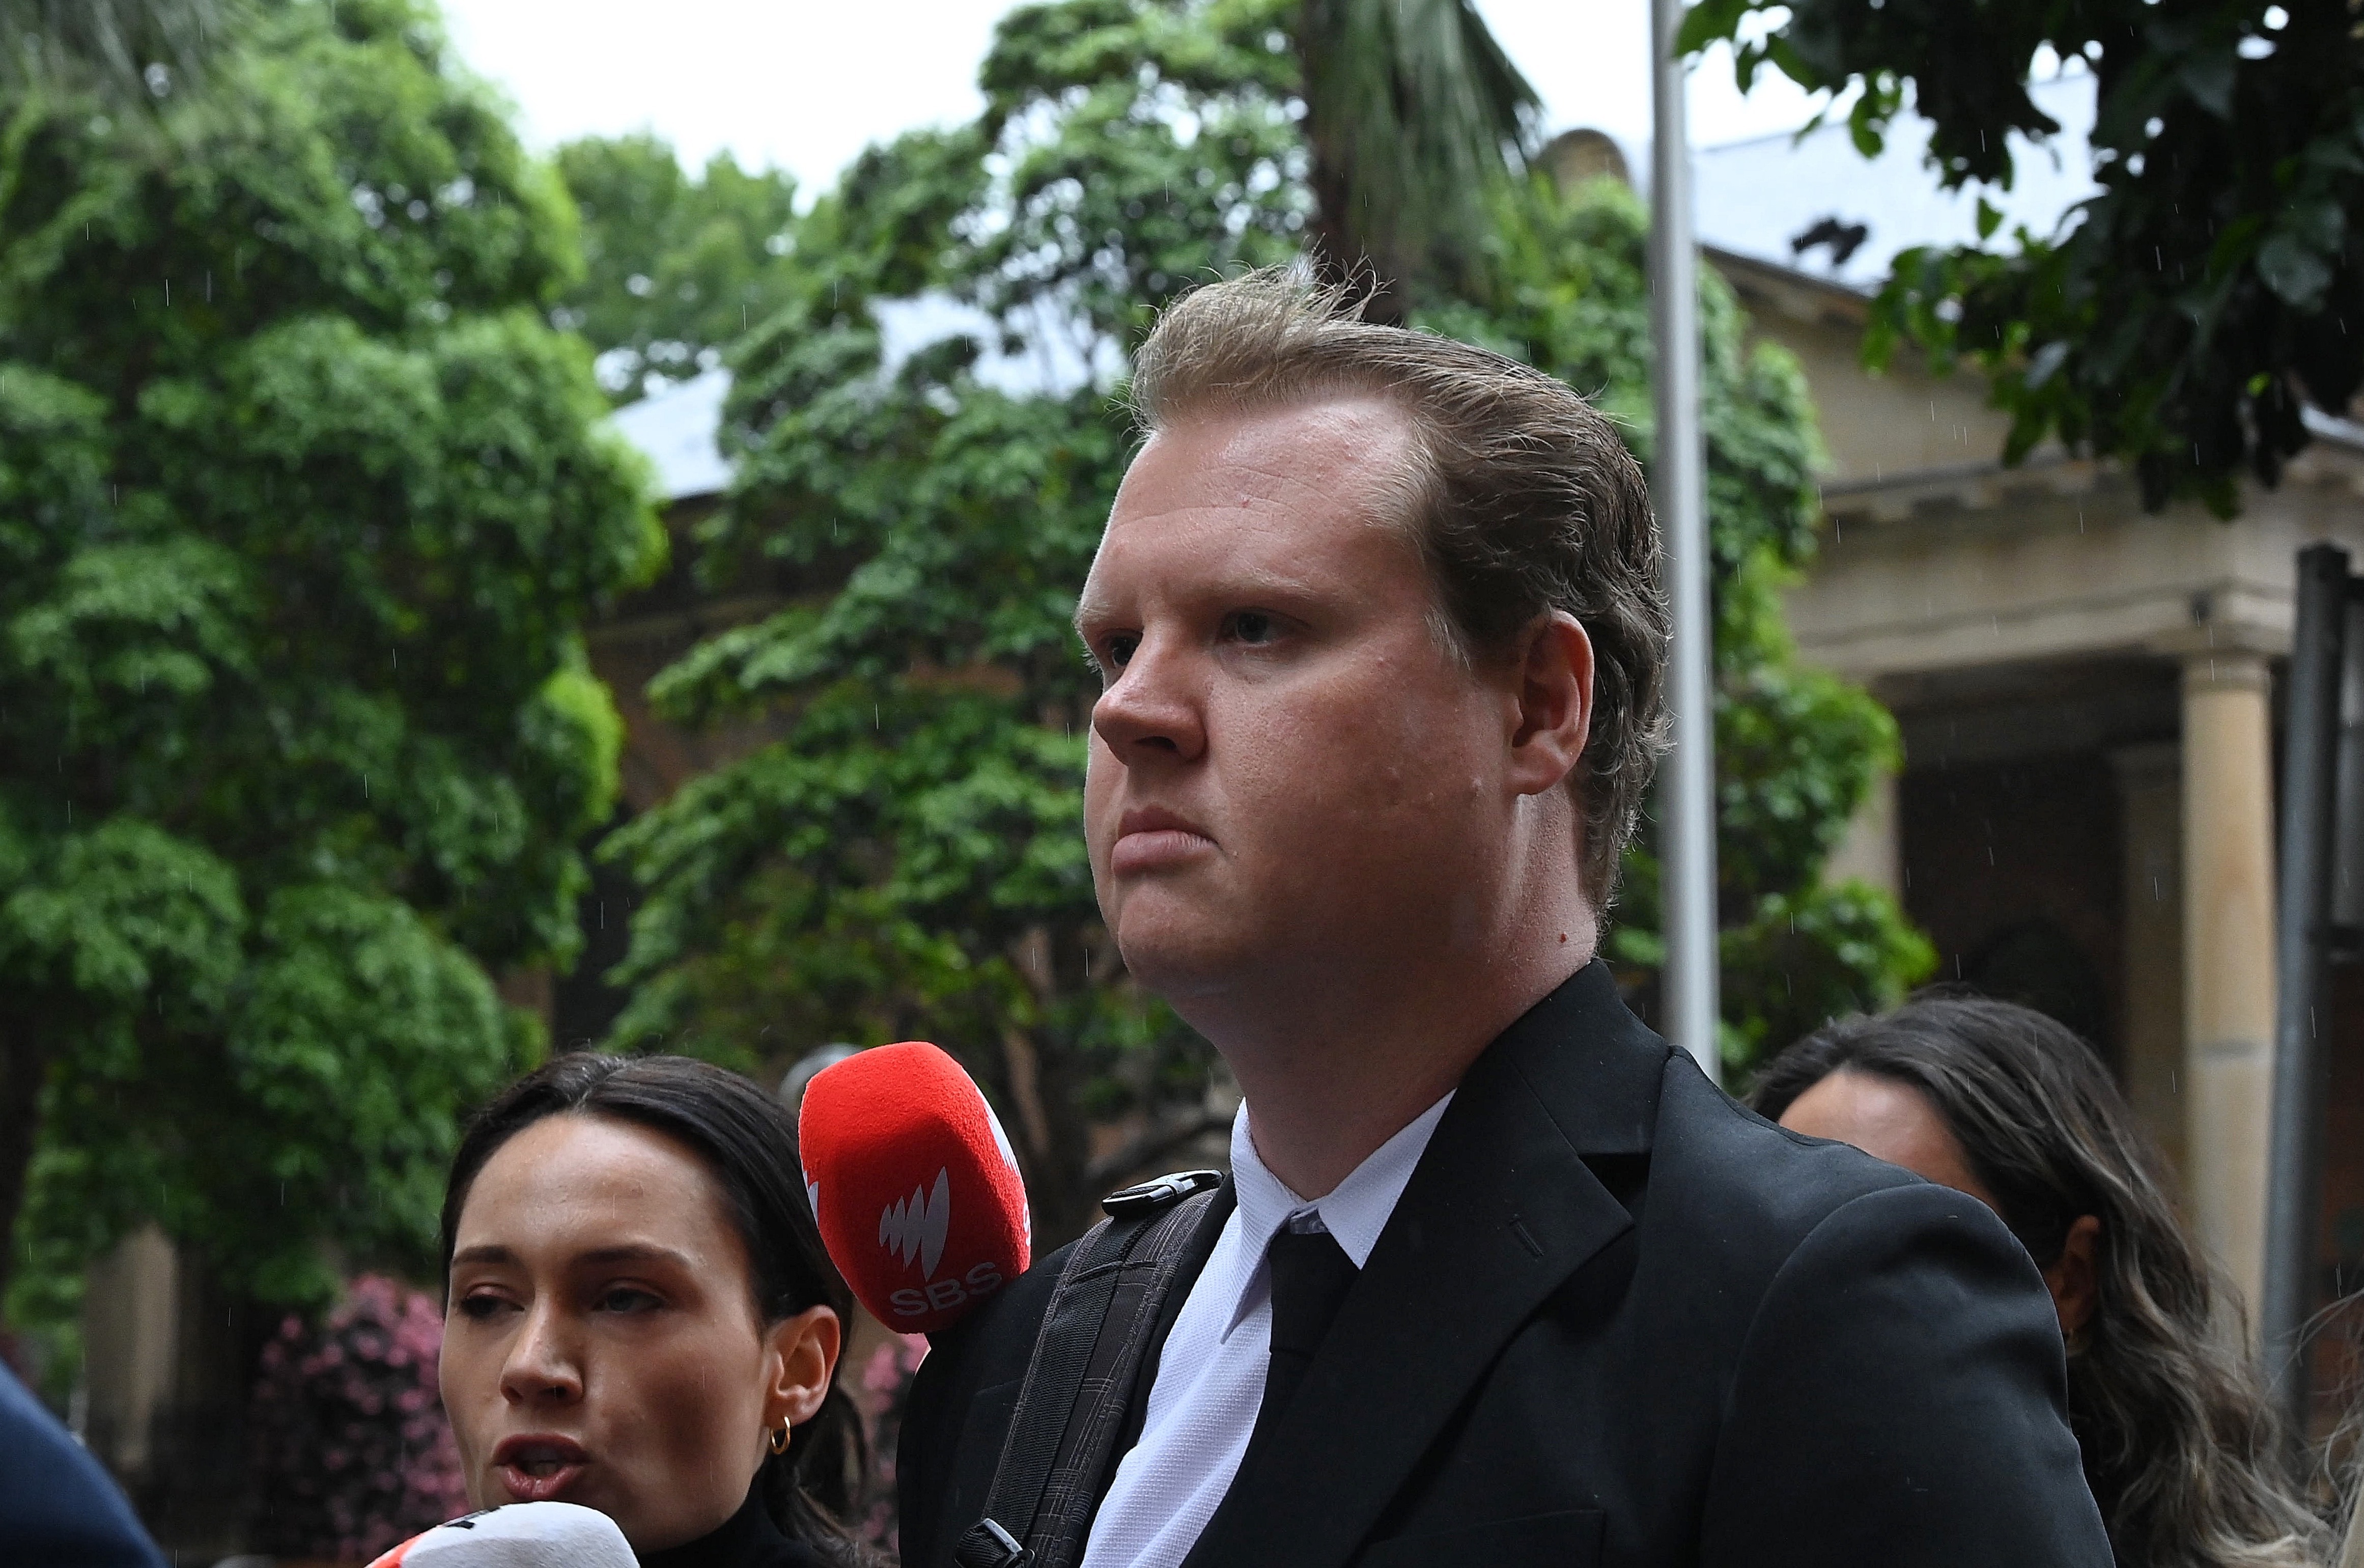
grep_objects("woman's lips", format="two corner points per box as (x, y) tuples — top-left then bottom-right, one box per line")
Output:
(491, 1434), (590, 1504)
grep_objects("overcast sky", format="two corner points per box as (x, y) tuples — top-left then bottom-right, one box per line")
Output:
(437, 0), (1833, 196)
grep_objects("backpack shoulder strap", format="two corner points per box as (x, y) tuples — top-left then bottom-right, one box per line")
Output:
(952, 1170), (1224, 1568)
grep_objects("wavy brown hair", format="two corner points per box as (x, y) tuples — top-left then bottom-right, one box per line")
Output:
(1754, 995), (2325, 1568)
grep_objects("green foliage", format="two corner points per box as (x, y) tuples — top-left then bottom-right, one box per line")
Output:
(0, 0), (662, 1320)
(1681, 0), (2364, 516)
(966, 0), (1310, 337)
(1294, 0), (1538, 310)
(552, 133), (803, 402)
(608, 0), (1315, 1235)
(609, 0), (1927, 1230)
(0, 0), (242, 108)
(604, 282), (1166, 1229)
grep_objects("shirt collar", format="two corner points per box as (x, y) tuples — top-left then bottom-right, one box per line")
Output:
(1228, 1089), (1454, 1271)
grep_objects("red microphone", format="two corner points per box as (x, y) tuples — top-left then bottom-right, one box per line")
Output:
(798, 1042), (1032, 1334)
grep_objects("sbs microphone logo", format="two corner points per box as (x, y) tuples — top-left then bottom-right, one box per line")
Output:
(879, 1167), (952, 1279)
(877, 1164), (1005, 1319)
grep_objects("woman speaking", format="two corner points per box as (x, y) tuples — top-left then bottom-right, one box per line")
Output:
(437, 1053), (876, 1566)
(1755, 996), (2322, 1568)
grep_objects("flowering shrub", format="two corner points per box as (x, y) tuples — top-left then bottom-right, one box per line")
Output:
(854, 1334), (928, 1552)
(249, 1274), (468, 1561)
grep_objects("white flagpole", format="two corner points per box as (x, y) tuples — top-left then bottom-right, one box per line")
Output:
(1649, 0), (1721, 1083)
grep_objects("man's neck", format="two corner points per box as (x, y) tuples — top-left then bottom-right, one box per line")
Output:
(1211, 933), (1595, 1199)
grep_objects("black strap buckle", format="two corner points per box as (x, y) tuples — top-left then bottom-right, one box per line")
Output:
(1102, 1168), (1222, 1218)
(953, 1517), (1033, 1568)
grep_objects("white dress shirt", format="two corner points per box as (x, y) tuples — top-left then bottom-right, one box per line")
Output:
(1077, 1091), (1455, 1568)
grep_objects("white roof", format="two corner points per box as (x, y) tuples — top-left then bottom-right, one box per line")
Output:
(610, 367), (731, 503)
(1689, 72), (2098, 290)
(607, 296), (1116, 503)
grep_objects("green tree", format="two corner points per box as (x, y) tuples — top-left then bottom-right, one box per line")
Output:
(0, 0), (237, 105)
(1295, 0), (1539, 317)
(551, 133), (804, 403)
(607, 0), (1311, 1236)
(0, 0), (662, 1326)
(607, 0), (1925, 1239)
(1681, 0), (2364, 516)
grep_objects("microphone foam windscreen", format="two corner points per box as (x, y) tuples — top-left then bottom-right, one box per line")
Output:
(799, 1041), (1032, 1333)
(365, 1502), (636, 1567)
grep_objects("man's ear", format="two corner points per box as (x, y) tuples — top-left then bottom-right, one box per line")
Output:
(1505, 610), (1592, 798)
(765, 1304), (842, 1430)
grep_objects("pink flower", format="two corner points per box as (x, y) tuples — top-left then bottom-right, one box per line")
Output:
(248, 1273), (470, 1560)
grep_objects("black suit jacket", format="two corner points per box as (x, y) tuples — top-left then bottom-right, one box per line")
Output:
(899, 962), (2112, 1567)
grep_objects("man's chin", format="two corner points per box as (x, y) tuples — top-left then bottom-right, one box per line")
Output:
(1111, 915), (1251, 1003)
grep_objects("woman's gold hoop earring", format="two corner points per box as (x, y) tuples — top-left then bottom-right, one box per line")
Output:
(768, 1417), (793, 1456)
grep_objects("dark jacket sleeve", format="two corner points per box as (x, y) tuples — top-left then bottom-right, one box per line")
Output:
(898, 1318), (958, 1568)
(898, 1241), (1075, 1568)
(0, 1364), (166, 1568)
(1699, 1181), (2112, 1567)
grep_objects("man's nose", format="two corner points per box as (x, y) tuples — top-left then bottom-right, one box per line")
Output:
(498, 1302), (584, 1407)
(1091, 637), (1206, 764)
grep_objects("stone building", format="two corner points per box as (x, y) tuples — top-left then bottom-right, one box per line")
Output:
(1678, 77), (2364, 1422)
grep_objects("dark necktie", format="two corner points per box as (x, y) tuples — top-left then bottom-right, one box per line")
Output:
(1246, 1224), (1359, 1457)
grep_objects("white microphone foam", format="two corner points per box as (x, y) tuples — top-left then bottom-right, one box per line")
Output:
(380, 1501), (638, 1567)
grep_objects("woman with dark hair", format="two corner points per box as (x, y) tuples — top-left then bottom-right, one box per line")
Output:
(438, 1053), (875, 1567)
(1754, 995), (2322, 1568)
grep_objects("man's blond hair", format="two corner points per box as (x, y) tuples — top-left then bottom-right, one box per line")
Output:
(1129, 268), (1669, 903)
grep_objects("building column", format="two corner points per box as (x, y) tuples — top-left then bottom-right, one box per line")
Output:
(78, 1227), (253, 1558)
(81, 1224), (180, 1482)
(2112, 744), (2187, 1175)
(2180, 652), (2279, 1323)
(1823, 765), (1902, 900)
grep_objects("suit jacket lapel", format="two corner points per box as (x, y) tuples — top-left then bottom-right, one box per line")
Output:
(1179, 962), (1668, 1568)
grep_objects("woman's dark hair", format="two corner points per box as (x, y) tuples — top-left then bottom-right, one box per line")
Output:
(440, 1053), (872, 1562)
(1753, 995), (2323, 1568)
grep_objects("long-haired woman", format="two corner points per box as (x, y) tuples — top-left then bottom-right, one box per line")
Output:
(438, 1053), (875, 1566)
(1754, 995), (2323, 1568)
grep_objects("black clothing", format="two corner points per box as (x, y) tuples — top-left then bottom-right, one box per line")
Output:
(1250, 1226), (1359, 1459)
(899, 961), (2113, 1568)
(640, 1488), (836, 1568)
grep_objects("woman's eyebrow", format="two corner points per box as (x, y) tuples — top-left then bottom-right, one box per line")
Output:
(572, 1243), (698, 1271)
(449, 1243), (517, 1268)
